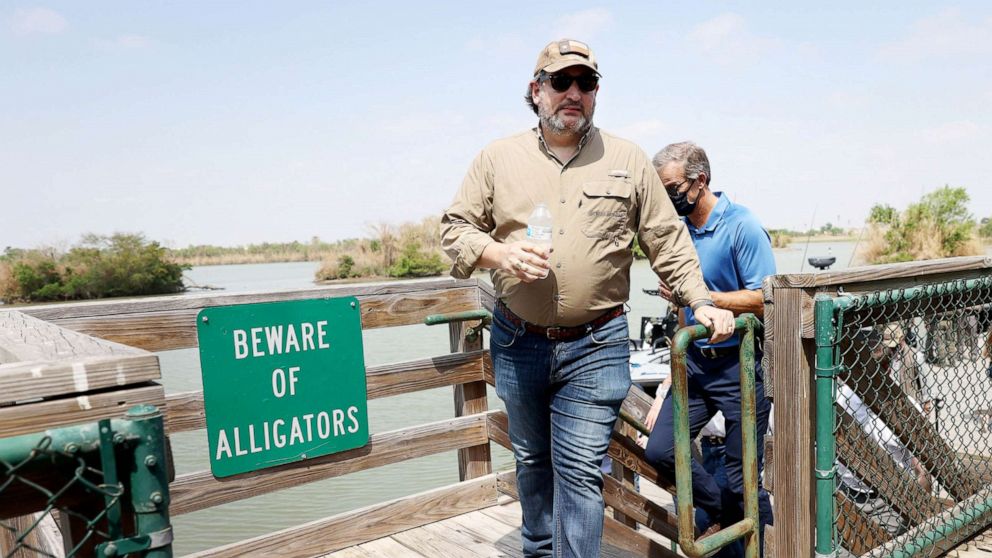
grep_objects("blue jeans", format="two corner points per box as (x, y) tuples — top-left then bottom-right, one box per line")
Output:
(696, 439), (774, 556)
(644, 346), (772, 558)
(491, 307), (631, 558)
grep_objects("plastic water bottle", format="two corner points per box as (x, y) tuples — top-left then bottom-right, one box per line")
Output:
(526, 202), (553, 278)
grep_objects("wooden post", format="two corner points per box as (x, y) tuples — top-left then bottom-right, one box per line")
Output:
(771, 288), (816, 558)
(450, 321), (492, 481)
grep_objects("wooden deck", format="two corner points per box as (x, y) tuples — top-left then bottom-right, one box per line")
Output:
(323, 498), (674, 558)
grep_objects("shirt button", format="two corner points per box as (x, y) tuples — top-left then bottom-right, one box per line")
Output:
(554, 294), (561, 301)
(559, 229), (564, 235)
(560, 199), (566, 204)
(556, 263), (562, 269)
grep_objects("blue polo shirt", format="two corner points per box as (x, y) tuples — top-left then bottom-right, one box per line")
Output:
(683, 192), (776, 348)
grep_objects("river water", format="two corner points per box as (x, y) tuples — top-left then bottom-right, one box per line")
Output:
(167, 241), (858, 554)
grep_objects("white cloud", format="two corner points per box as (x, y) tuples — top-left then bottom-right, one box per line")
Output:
(916, 120), (982, 144)
(687, 12), (779, 66)
(550, 8), (614, 40)
(9, 7), (67, 35)
(878, 8), (992, 61)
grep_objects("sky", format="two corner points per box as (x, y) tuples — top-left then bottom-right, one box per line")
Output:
(2, 2), (991, 249)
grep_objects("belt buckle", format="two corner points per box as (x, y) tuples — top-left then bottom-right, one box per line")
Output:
(545, 326), (562, 340)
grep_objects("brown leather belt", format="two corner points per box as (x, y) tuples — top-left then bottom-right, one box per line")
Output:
(495, 300), (624, 341)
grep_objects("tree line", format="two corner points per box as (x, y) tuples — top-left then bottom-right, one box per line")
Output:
(2, 188), (988, 303)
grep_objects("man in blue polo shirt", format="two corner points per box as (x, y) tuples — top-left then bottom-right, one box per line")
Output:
(642, 141), (775, 557)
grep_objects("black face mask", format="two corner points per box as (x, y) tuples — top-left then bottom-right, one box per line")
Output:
(668, 189), (697, 216)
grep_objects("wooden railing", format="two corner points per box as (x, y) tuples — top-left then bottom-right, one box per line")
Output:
(1, 277), (683, 557)
(762, 255), (992, 558)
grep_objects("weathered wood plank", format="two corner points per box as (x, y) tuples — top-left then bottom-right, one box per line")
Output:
(357, 537), (428, 557)
(184, 474), (498, 558)
(18, 278), (481, 320)
(450, 321), (492, 482)
(770, 287), (816, 558)
(620, 383), (654, 427)
(602, 515), (679, 558)
(369, 351), (485, 400)
(20, 283), (482, 351)
(839, 349), (983, 500)
(446, 510), (523, 558)
(602, 471), (679, 541)
(170, 413), (490, 516)
(487, 410), (511, 450)
(836, 408), (945, 523)
(0, 384), (165, 438)
(761, 276), (775, 397)
(607, 427), (675, 494)
(0, 513), (64, 558)
(835, 491), (890, 556)
(392, 521), (493, 558)
(494, 470), (676, 557)
(0, 310), (144, 362)
(478, 281), (496, 313)
(164, 351), (487, 433)
(797, 273), (992, 339)
(766, 256), (992, 289)
(0, 310), (159, 403)
(0, 354), (161, 405)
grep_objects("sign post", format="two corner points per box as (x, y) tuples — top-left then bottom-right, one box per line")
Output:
(196, 297), (369, 478)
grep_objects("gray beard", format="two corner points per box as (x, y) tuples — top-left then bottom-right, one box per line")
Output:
(539, 106), (592, 136)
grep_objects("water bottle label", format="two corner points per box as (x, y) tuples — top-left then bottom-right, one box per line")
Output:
(527, 225), (553, 242)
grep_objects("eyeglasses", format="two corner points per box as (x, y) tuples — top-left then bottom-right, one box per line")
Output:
(540, 72), (599, 93)
(664, 177), (694, 195)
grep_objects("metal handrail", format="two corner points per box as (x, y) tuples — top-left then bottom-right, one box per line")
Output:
(670, 314), (762, 558)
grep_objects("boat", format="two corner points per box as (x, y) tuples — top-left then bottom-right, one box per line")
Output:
(808, 256), (836, 270)
(629, 293), (678, 396)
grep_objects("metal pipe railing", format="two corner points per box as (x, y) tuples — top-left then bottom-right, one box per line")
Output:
(669, 314), (762, 558)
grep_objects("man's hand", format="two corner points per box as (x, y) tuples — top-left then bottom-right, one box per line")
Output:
(693, 305), (736, 344)
(489, 241), (551, 283)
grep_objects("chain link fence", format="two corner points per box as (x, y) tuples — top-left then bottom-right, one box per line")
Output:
(1, 435), (123, 558)
(817, 277), (992, 557)
(0, 405), (172, 558)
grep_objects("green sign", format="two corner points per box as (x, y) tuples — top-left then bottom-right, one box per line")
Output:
(196, 297), (369, 478)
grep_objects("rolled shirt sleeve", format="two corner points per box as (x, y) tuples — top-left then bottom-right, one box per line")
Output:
(441, 151), (497, 279)
(634, 160), (711, 307)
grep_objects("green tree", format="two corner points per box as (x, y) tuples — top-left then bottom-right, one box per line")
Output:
(336, 255), (355, 279)
(387, 242), (446, 278)
(864, 186), (980, 263)
(0, 233), (187, 303)
(980, 217), (992, 239)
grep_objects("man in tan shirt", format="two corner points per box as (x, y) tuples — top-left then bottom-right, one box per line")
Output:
(441, 39), (733, 558)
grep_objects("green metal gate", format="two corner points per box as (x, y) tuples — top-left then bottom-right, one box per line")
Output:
(0, 404), (172, 558)
(814, 276), (992, 557)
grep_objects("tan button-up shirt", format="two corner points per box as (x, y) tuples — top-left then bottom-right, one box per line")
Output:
(441, 127), (711, 327)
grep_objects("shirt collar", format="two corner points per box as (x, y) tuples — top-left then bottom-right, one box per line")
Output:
(687, 192), (730, 233)
(534, 125), (596, 165)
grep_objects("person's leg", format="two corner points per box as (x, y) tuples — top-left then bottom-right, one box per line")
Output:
(491, 310), (554, 557)
(707, 356), (773, 551)
(547, 315), (631, 558)
(644, 351), (723, 528)
(695, 439), (728, 530)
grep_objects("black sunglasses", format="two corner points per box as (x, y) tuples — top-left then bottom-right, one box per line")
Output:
(540, 72), (599, 93)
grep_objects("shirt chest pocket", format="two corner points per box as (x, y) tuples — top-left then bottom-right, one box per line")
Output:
(580, 180), (634, 241)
